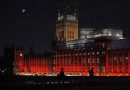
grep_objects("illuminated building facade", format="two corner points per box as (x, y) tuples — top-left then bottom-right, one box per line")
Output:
(54, 39), (130, 76)
(53, 7), (130, 76)
(1, 6), (130, 76)
(13, 48), (52, 76)
(56, 6), (78, 42)
(2, 47), (51, 76)
(5, 40), (130, 76)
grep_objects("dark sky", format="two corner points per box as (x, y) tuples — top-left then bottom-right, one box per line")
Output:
(0, 0), (130, 54)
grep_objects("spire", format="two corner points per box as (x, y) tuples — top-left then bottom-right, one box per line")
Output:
(74, 8), (78, 16)
(57, 9), (60, 16)
(64, 5), (71, 15)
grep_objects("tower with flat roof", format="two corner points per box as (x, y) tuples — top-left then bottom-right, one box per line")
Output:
(56, 6), (78, 42)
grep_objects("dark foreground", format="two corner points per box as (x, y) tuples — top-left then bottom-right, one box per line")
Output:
(0, 75), (130, 90)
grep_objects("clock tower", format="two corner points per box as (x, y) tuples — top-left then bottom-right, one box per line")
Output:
(56, 6), (78, 42)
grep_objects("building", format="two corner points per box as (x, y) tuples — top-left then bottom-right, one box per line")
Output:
(56, 6), (78, 42)
(1, 6), (130, 76)
(14, 48), (52, 76)
(54, 6), (130, 76)
(54, 39), (130, 76)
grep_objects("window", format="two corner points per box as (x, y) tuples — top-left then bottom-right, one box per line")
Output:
(72, 31), (74, 38)
(97, 58), (100, 63)
(124, 57), (128, 64)
(102, 44), (105, 48)
(20, 53), (23, 56)
(68, 31), (74, 39)
(97, 52), (99, 54)
(88, 58), (90, 63)
(68, 31), (70, 38)
(100, 66), (105, 73)
(102, 51), (105, 54)
(114, 66), (117, 73)
(92, 58), (95, 63)
(114, 57), (117, 60)
(83, 58), (86, 64)
(125, 57), (128, 60)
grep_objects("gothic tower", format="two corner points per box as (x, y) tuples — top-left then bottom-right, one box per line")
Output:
(13, 47), (24, 75)
(56, 6), (78, 42)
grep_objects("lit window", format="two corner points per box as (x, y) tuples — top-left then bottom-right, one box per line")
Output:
(114, 57), (117, 60)
(125, 57), (128, 60)
(83, 59), (86, 63)
(97, 58), (100, 63)
(97, 52), (99, 54)
(116, 33), (120, 37)
(108, 33), (112, 36)
(102, 51), (105, 54)
(102, 44), (105, 48)
(68, 31), (70, 38)
(92, 58), (95, 63)
(88, 58), (90, 63)
(20, 53), (23, 56)
(92, 52), (94, 55)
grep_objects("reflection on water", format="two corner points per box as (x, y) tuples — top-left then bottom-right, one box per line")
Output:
(1, 76), (130, 90)
(1, 80), (130, 90)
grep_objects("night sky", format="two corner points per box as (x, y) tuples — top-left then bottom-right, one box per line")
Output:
(0, 0), (130, 54)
